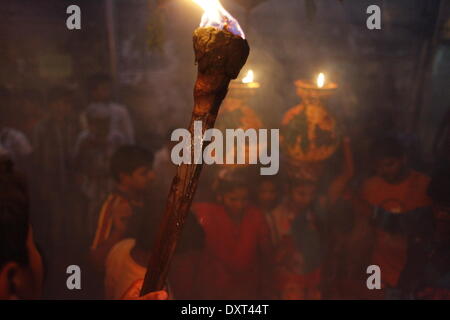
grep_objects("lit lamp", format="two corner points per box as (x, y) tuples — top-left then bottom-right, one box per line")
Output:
(317, 72), (325, 88)
(241, 69), (261, 88)
(295, 72), (338, 104)
(228, 68), (261, 99)
(280, 72), (341, 180)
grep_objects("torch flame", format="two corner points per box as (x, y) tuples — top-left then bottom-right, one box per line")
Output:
(242, 70), (254, 84)
(317, 73), (325, 88)
(192, 0), (245, 39)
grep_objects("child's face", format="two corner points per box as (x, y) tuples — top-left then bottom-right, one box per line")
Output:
(291, 184), (316, 210)
(375, 156), (405, 183)
(222, 187), (249, 217)
(258, 181), (278, 208)
(124, 166), (155, 192)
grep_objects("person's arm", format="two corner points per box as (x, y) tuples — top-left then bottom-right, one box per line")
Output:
(328, 137), (354, 205)
(90, 232), (123, 272)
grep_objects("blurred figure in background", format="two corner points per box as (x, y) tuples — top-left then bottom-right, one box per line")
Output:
(273, 178), (327, 300)
(0, 87), (33, 170)
(74, 106), (126, 241)
(192, 168), (273, 299)
(361, 137), (433, 298)
(272, 137), (355, 299)
(15, 90), (44, 146)
(253, 175), (283, 245)
(82, 74), (135, 144)
(32, 87), (82, 248)
(90, 146), (155, 272)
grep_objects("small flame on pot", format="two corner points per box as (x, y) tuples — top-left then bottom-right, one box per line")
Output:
(317, 73), (325, 88)
(242, 70), (254, 84)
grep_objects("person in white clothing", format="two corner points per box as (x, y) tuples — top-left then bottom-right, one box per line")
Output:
(82, 74), (135, 144)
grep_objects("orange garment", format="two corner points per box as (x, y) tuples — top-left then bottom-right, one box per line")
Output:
(91, 192), (133, 250)
(193, 202), (272, 299)
(361, 170), (431, 287)
(362, 170), (431, 213)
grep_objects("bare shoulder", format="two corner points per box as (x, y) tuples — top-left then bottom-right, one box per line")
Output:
(111, 196), (133, 217)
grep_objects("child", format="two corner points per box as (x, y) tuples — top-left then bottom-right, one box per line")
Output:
(253, 175), (282, 244)
(273, 137), (354, 241)
(361, 137), (433, 297)
(192, 168), (273, 299)
(273, 178), (327, 300)
(90, 145), (155, 271)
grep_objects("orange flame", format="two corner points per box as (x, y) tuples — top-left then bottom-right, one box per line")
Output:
(242, 70), (254, 83)
(317, 73), (325, 88)
(192, 0), (245, 39)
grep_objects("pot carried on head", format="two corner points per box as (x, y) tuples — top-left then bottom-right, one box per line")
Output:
(281, 79), (341, 181)
(215, 96), (263, 168)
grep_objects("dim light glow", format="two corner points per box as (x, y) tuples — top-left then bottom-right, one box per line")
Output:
(242, 70), (254, 84)
(192, 0), (245, 39)
(317, 73), (325, 88)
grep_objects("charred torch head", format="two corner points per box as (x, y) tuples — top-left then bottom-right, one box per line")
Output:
(193, 27), (249, 79)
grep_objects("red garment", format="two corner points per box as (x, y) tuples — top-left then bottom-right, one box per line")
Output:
(193, 202), (272, 299)
(276, 267), (322, 300)
(169, 251), (204, 300)
(361, 170), (432, 288)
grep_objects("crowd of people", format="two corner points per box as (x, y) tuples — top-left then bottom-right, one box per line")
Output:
(0, 73), (449, 300)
